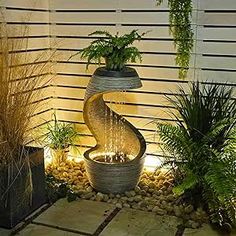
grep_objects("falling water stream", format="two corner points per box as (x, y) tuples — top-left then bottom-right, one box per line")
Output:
(93, 90), (134, 164)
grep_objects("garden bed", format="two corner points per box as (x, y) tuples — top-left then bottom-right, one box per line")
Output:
(46, 160), (208, 229)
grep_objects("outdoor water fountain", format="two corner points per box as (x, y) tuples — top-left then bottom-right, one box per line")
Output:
(83, 67), (146, 193)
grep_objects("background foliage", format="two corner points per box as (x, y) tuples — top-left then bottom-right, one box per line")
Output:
(157, 0), (194, 79)
(157, 82), (236, 228)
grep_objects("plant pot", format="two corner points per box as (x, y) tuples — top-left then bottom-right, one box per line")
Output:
(0, 146), (46, 229)
(83, 67), (146, 193)
(84, 153), (145, 193)
(51, 148), (69, 166)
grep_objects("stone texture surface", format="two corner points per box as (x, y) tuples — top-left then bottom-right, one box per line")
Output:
(33, 199), (116, 234)
(2, 199), (231, 236)
(100, 208), (181, 236)
(183, 224), (226, 236)
(16, 224), (80, 236)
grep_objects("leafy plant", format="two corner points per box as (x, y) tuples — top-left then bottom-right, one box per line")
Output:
(157, 0), (194, 79)
(69, 30), (147, 71)
(0, 21), (55, 212)
(44, 114), (80, 150)
(0, 23), (54, 168)
(156, 81), (236, 228)
(46, 174), (77, 203)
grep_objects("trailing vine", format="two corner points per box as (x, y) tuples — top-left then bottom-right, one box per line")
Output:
(157, 0), (194, 79)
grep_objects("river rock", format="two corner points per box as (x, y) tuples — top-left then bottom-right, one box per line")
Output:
(125, 191), (134, 198)
(115, 203), (122, 209)
(138, 201), (148, 208)
(147, 204), (154, 211)
(103, 194), (109, 202)
(95, 192), (104, 201)
(174, 206), (182, 217)
(140, 190), (146, 196)
(123, 203), (130, 208)
(86, 186), (93, 193)
(187, 220), (200, 229)
(148, 182), (156, 189)
(148, 188), (154, 193)
(185, 205), (194, 214)
(83, 192), (94, 199)
(152, 206), (166, 215)
(111, 198), (118, 204)
(134, 195), (142, 202)
(134, 186), (141, 193)
(166, 194), (175, 202)
(127, 197), (134, 203)
(109, 193), (115, 198)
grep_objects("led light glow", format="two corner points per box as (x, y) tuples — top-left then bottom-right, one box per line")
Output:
(144, 155), (163, 172)
(44, 147), (163, 172)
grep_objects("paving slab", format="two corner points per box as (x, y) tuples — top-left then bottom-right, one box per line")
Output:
(16, 224), (81, 236)
(100, 208), (181, 236)
(183, 224), (228, 236)
(0, 228), (11, 236)
(33, 199), (116, 235)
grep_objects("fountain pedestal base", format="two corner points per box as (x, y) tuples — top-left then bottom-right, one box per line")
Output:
(83, 67), (146, 194)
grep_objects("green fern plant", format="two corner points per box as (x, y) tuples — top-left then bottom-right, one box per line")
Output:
(157, 0), (194, 79)
(69, 30), (147, 71)
(157, 81), (236, 228)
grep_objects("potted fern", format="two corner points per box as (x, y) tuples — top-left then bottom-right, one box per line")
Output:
(44, 115), (80, 166)
(157, 81), (236, 231)
(70, 30), (146, 72)
(71, 30), (147, 193)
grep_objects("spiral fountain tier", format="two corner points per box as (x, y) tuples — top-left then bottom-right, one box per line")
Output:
(83, 67), (146, 193)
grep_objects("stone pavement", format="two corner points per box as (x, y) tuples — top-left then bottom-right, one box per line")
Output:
(0, 199), (233, 236)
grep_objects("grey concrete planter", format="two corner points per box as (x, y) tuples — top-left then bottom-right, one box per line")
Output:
(83, 67), (146, 193)
(0, 147), (46, 229)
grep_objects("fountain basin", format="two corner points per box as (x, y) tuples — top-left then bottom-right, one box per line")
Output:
(84, 151), (145, 193)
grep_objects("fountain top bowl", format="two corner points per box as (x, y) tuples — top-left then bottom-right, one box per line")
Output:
(94, 66), (139, 78)
(90, 66), (142, 92)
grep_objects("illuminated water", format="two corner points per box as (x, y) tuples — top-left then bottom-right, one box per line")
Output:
(103, 91), (127, 163)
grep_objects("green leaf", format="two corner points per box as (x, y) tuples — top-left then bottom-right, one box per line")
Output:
(71, 30), (148, 70)
(157, 0), (194, 79)
(173, 171), (198, 196)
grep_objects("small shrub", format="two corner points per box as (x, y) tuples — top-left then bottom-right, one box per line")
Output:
(44, 114), (80, 150)
(157, 81), (236, 228)
(43, 114), (80, 165)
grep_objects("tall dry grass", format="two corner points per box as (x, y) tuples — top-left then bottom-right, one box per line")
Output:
(0, 22), (55, 168)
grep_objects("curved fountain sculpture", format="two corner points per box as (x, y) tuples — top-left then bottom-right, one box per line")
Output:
(83, 67), (146, 193)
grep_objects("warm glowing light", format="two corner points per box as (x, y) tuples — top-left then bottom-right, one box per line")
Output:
(44, 147), (83, 166)
(144, 155), (163, 172)
(44, 148), (163, 172)
(44, 147), (52, 167)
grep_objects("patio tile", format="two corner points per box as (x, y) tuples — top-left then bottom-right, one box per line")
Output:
(16, 224), (81, 236)
(183, 224), (223, 236)
(100, 208), (181, 236)
(0, 228), (11, 236)
(33, 199), (116, 234)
